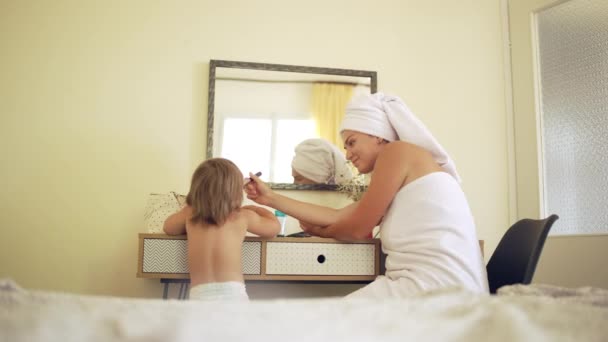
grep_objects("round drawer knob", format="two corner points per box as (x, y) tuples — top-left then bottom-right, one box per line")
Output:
(317, 254), (326, 264)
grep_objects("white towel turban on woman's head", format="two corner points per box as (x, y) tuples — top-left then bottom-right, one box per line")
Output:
(339, 92), (461, 182)
(291, 138), (353, 185)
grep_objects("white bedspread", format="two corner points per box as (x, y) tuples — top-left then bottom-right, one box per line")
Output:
(1, 279), (607, 342)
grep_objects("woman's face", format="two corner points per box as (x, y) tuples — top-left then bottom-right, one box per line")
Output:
(340, 130), (385, 174)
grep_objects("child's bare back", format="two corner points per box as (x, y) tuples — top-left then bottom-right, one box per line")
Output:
(186, 209), (251, 287)
(167, 205), (280, 288)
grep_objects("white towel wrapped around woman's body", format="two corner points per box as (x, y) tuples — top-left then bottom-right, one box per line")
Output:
(348, 172), (488, 298)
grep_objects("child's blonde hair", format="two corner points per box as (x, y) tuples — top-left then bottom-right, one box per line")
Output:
(186, 158), (243, 226)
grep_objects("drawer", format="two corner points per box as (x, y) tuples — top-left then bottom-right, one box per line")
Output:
(265, 242), (376, 276)
(141, 238), (262, 275)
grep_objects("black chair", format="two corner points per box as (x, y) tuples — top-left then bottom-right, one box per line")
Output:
(486, 214), (559, 294)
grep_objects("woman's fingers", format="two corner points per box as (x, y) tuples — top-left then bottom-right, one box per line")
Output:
(299, 221), (310, 232)
(244, 181), (256, 193)
(243, 173), (260, 196)
(249, 172), (262, 182)
(299, 220), (319, 233)
(244, 171), (276, 206)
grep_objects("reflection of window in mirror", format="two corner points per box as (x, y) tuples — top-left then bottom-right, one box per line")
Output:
(274, 119), (316, 182)
(215, 72), (370, 183)
(220, 116), (316, 183)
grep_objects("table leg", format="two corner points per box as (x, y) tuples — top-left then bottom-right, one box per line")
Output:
(178, 283), (185, 299)
(163, 283), (169, 300)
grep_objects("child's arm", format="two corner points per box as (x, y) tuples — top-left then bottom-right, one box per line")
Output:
(241, 205), (280, 238)
(163, 205), (193, 235)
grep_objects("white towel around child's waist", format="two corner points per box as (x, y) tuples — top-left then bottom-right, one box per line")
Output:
(189, 281), (249, 301)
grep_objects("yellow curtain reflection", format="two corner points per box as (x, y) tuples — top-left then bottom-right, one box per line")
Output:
(311, 83), (355, 147)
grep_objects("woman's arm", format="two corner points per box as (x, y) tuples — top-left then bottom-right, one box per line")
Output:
(245, 173), (353, 226)
(309, 143), (415, 240)
(163, 205), (193, 235)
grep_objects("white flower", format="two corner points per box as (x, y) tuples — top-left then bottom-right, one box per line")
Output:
(337, 173), (367, 202)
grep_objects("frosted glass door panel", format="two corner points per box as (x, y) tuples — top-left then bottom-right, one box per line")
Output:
(536, 0), (608, 235)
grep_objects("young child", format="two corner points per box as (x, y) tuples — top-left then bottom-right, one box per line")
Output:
(163, 158), (280, 301)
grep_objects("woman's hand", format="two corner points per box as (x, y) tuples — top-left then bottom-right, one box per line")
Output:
(244, 172), (274, 206)
(299, 220), (328, 237)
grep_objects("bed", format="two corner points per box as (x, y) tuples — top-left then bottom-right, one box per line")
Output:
(1, 278), (607, 341)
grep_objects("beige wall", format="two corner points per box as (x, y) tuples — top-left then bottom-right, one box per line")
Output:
(508, 0), (608, 288)
(0, 0), (509, 298)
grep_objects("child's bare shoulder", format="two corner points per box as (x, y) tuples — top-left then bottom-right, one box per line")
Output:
(241, 205), (270, 214)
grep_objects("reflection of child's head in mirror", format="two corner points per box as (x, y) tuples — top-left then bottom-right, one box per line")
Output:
(186, 158), (243, 226)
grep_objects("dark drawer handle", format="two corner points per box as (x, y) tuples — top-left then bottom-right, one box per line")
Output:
(317, 254), (326, 264)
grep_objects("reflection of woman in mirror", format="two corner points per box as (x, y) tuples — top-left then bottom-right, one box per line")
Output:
(245, 92), (488, 298)
(291, 138), (353, 185)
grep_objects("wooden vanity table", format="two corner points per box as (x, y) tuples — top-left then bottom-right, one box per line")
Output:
(137, 233), (382, 298)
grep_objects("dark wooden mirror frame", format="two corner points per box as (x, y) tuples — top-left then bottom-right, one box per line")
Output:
(206, 59), (377, 190)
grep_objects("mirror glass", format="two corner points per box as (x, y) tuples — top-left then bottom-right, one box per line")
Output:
(207, 60), (377, 190)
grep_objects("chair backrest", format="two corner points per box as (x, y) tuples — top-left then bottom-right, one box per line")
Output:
(486, 214), (559, 294)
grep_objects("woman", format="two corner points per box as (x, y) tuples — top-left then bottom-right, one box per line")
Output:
(245, 92), (488, 298)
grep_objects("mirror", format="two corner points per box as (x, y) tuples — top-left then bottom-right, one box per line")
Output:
(207, 60), (377, 190)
